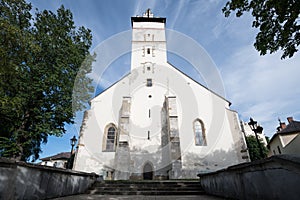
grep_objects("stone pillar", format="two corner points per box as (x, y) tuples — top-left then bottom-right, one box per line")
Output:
(114, 97), (131, 180)
(165, 96), (182, 179)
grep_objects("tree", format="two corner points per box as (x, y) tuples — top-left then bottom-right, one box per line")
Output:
(223, 0), (300, 59)
(245, 135), (268, 161)
(0, 0), (94, 161)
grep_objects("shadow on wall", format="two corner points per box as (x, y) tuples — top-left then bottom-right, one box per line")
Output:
(182, 141), (249, 178)
(198, 155), (300, 200)
(0, 157), (98, 200)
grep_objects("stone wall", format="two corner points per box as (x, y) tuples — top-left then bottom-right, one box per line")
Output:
(198, 155), (300, 200)
(0, 157), (99, 200)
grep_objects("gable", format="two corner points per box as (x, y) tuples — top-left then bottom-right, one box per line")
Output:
(90, 62), (231, 107)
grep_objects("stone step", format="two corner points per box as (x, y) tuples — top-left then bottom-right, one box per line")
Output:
(89, 190), (205, 196)
(87, 180), (205, 196)
(94, 183), (201, 187)
(91, 186), (202, 191)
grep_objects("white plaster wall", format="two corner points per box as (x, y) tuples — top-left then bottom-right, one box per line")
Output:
(268, 133), (300, 156)
(41, 160), (66, 168)
(281, 133), (298, 147)
(73, 109), (116, 174)
(131, 21), (167, 69)
(268, 136), (283, 156)
(74, 78), (130, 174)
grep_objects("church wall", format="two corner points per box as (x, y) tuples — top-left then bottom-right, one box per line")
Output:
(74, 77), (130, 176)
(226, 109), (250, 163)
(126, 65), (174, 178)
(159, 63), (246, 178)
(74, 12), (248, 179)
(75, 61), (247, 179)
(73, 109), (116, 175)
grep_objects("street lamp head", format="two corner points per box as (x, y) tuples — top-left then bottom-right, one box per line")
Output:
(256, 125), (263, 134)
(248, 117), (258, 130)
(70, 135), (77, 147)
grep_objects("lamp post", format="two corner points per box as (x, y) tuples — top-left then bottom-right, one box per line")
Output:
(70, 135), (77, 155)
(248, 118), (264, 159)
(68, 135), (77, 169)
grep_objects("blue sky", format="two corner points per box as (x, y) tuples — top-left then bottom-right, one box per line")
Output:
(27, 0), (300, 160)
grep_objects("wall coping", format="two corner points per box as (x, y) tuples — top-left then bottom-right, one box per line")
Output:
(197, 154), (300, 177)
(0, 157), (99, 178)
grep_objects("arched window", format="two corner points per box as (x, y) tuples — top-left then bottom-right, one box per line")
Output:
(193, 119), (207, 146)
(103, 124), (117, 152)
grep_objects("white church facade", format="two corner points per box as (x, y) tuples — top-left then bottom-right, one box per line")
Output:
(73, 10), (250, 180)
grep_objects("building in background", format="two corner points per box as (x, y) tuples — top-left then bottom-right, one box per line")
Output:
(268, 117), (300, 156)
(40, 152), (71, 168)
(73, 9), (249, 180)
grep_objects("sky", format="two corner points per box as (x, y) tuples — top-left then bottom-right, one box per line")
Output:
(27, 0), (300, 160)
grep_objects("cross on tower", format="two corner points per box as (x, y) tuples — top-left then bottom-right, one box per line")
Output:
(143, 8), (154, 18)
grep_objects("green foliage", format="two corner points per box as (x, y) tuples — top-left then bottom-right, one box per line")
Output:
(223, 0), (300, 59)
(0, 0), (94, 161)
(245, 135), (268, 161)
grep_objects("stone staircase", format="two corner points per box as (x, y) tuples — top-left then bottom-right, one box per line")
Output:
(87, 180), (205, 196)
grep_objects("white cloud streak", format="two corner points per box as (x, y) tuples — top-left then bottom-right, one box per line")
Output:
(222, 45), (300, 136)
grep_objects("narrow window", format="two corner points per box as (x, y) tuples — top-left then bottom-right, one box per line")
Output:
(277, 146), (281, 154)
(194, 119), (207, 146)
(147, 48), (151, 54)
(146, 79), (152, 87)
(149, 109), (151, 118)
(106, 127), (116, 151)
(103, 124), (117, 152)
(148, 131), (150, 140)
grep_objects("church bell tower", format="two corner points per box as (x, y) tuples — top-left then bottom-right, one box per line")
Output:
(130, 9), (167, 71)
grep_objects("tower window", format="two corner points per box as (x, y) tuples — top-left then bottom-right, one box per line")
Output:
(193, 119), (207, 146)
(146, 79), (152, 87)
(147, 48), (151, 54)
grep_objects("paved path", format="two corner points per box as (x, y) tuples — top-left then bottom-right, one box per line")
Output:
(53, 194), (224, 200)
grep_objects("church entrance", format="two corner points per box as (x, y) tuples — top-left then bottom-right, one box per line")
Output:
(143, 162), (153, 180)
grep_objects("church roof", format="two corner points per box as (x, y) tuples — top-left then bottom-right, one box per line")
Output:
(131, 9), (166, 27)
(131, 17), (166, 26)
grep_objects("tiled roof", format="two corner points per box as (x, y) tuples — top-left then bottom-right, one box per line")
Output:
(40, 152), (71, 161)
(268, 120), (300, 145)
(278, 120), (300, 134)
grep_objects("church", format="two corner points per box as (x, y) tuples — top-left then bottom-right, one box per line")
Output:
(73, 9), (250, 180)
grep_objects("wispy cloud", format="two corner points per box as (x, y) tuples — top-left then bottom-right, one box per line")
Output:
(222, 45), (300, 136)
